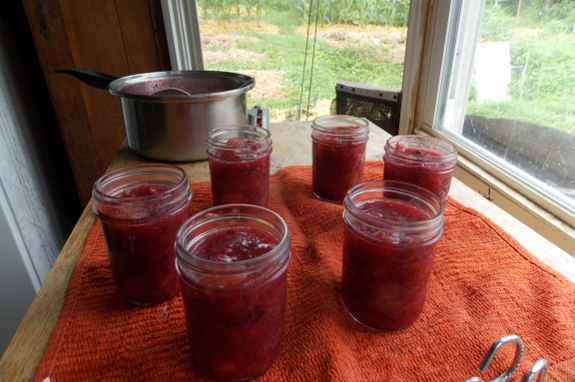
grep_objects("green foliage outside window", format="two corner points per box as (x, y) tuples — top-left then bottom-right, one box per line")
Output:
(468, 2), (575, 134)
(197, 0), (574, 134)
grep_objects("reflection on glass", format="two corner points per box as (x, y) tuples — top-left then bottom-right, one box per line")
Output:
(442, 0), (575, 212)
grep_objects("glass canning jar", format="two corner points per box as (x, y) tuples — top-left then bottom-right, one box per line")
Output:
(341, 180), (444, 330)
(311, 115), (370, 204)
(92, 163), (192, 305)
(176, 204), (291, 382)
(206, 124), (272, 207)
(383, 135), (458, 204)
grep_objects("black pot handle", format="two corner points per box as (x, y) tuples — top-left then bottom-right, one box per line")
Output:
(55, 68), (119, 90)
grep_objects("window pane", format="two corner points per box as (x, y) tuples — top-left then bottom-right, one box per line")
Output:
(439, 0), (575, 213)
(195, 0), (409, 125)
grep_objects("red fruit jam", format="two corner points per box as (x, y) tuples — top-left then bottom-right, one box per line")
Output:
(195, 226), (279, 262)
(342, 181), (443, 330)
(383, 135), (457, 204)
(116, 184), (166, 198)
(176, 205), (290, 382)
(207, 126), (272, 207)
(311, 116), (369, 204)
(93, 164), (192, 305)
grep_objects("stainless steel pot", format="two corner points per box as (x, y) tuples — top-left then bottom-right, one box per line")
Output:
(57, 69), (256, 162)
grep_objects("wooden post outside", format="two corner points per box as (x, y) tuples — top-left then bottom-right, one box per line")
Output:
(517, 0), (525, 18)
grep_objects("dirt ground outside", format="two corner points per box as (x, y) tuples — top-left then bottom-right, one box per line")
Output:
(200, 20), (407, 121)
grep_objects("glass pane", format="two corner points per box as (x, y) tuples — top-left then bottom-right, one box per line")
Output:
(195, 0), (409, 126)
(440, 0), (575, 212)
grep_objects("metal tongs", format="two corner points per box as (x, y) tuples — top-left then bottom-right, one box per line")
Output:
(464, 335), (548, 382)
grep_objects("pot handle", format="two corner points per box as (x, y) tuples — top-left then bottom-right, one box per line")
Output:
(55, 68), (119, 90)
(248, 105), (269, 130)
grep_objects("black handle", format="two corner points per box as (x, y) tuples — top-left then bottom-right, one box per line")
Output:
(55, 68), (119, 90)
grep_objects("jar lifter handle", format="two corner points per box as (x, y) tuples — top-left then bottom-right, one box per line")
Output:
(464, 334), (524, 382)
(519, 359), (548, 382)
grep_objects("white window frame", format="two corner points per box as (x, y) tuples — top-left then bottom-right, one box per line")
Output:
(162, 0), (575, 255)
(160, 0), (204, 71)
(402, 0), (575, 254)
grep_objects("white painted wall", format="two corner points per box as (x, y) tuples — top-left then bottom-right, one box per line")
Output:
(0, 22), (71, 355)
(0, 177), (38, 353)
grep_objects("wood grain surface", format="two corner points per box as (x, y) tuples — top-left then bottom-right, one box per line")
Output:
(20, 0), (170, 207)
(0, 203), (95, 382)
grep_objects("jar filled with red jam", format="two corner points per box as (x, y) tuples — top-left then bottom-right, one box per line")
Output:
(383, 135), (458, 204)
(92, 163), (192, 305)
(341, 180), (444, 330)
(206, 125), (272, 207)
(311, 115), (370, 204)
(176, 204), (291, 382)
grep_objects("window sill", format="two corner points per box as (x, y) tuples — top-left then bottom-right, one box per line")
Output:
(455, 153), (575, 259)
(415, 127), (575, 259)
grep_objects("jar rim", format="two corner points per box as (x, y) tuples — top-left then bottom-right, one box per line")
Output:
(176, 204), (290, 272)
(385, 135), (458, 164)
(92, 164), (191, 224)
(311, 115), (370, 138)
(93, 163), (189, 204)
(206, 124), (271, 149)
(344, 180), (444, 231)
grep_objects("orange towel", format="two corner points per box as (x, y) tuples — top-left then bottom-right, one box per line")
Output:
(33, 161), (575, 381)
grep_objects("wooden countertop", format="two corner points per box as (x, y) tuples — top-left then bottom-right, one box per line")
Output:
(1, 121), (574, 381)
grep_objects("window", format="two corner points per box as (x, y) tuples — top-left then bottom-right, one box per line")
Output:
(161, 0), (575, 254)
(403, 0), (575, 254)
(163, 0), (409, 122)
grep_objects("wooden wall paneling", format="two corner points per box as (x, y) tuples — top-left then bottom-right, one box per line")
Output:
(116, 0), (170, 73)
(57, 0), (127, 183)
(20, 0), (171, 207)
(20, 0), (103, 207)
(149, 0), (172, 71)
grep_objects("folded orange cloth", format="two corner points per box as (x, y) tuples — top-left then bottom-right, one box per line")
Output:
(33, 161), (575, 382)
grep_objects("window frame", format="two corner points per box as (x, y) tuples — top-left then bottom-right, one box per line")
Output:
(402, 0), (575, 254)
(160, 0), (204, 71)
